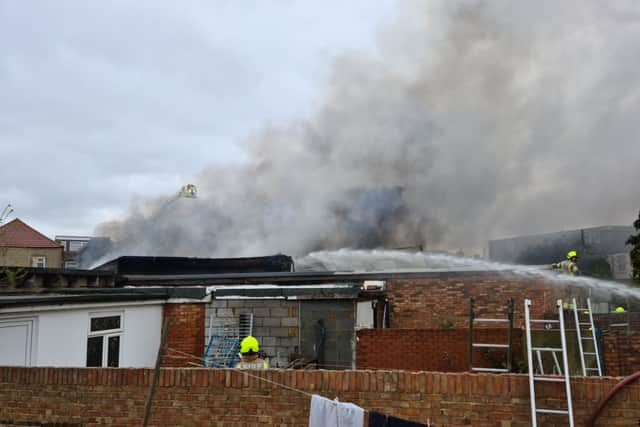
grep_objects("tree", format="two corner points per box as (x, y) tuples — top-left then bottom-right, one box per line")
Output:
(627, 210), (640, 284)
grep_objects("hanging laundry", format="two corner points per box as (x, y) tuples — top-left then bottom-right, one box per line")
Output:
(309, 395), (337, 427)
(368, 411), (387, 427)
(309, 394), (365, 427)
(337, 400), (364, 427)
(388, 415), (427, 427)
(367, 411), (428, 427)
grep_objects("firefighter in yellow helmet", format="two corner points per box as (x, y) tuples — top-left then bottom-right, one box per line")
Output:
(235, 336), (269, 369)
(551, 250), (580, 275)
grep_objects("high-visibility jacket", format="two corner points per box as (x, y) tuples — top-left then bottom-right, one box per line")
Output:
(551, 260), (579, 275)
(235, 358), (269, 370)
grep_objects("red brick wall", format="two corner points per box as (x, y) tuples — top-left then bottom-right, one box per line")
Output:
(603, 330), (640, 377)
(162, 303), (205, 367)
(0, 367), (638, 427)
(357, 328), (524, 372)
(385, 274), (585, 329)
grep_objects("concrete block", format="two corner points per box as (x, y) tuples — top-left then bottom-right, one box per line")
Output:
(216, 308), (235, 317)
(270, 327), (290, 337)
(208, 300), (228, 308)
(226, 300), (250, 308)
(251, 308), (270, 317)
(262, 318), (281, 327)
(261, 337), (277, 347)
(252, 327), (269, 337)
(270, 308), (288, 317)
(276, 337), (298, 348)
(280, 317), (298, 327)
(262, 346), (276, 357)
(242, 300), (279, 307)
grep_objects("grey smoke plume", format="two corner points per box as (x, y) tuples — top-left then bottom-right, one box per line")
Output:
(94, 0), (640, 263)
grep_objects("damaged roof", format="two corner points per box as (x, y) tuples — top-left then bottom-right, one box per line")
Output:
(94, 254), (294, 275)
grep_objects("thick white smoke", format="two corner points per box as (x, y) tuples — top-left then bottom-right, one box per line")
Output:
(95, 0), (640, 262)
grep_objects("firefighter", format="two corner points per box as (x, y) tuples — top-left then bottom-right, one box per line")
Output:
(551, 250), (580, 275)
(235, 336), (269, 369)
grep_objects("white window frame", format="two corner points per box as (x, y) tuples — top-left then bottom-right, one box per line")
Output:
(87, 311), (124, 367)
(31, 256), (46, 268)
(64, 261), (80, 269)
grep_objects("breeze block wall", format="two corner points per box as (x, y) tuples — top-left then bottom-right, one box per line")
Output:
(206, 299), (299, 368)
(357, 328), (525, 372)
(384, 272), (587, 330)
(162, 303), (205, 367)
(0, 367), (638, 427)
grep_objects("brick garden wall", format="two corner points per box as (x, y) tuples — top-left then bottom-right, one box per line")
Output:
(162, 303), (205, 367)
(0, 366), (638, 427)
(603, 330), (640, 377)
(385, 274), (586, 330)
(357, 328), (524, 372)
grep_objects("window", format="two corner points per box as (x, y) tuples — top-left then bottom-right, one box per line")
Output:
(238, 313), (253, 339)
(69, 240), (87, 252)
(87, 313), (123, 367)
(31, 256), (46, 268)
(614, 254), (628, 274)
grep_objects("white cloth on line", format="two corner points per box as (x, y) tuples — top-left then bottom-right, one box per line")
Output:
(309, 395), (337, 427)
(337, 401), (364, 427)
(309, 394), (364, 427)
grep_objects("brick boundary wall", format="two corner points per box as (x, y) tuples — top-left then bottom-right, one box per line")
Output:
(357, 328), (640, 377)
(357, 329), (525, 372)
(162, 303), (205, 367)
(603, 330), (640, 377)
(385, 275), (588, 330)
(0, 367), (638, 427)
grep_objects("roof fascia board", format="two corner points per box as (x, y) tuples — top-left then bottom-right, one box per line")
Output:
(0, 299), (166, 315)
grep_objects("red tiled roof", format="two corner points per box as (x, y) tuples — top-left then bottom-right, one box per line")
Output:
(0, 218), (62, 249)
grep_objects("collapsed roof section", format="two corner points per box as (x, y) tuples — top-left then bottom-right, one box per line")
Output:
(93, 254), (294, 275)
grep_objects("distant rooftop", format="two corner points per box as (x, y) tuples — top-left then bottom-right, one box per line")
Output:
(490, 225), (634, 243)
(0, 218), (61, 249)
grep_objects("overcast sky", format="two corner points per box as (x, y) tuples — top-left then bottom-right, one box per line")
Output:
(0, 0), (396, 238)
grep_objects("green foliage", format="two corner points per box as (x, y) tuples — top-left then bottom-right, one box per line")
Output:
(0, 267), (29, 287)
(626, 210), (640, 284)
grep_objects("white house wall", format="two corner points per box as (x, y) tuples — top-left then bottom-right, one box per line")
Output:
(0, 304), (162, 368)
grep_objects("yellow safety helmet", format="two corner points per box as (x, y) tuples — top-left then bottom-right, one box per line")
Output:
(615, 306), (626, 313)
(567, 250), (577, 260)
(240, 336), (260, 354)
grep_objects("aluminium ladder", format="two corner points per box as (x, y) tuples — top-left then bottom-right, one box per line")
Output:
(468, 297), (514, 373)
(572, 298), (602, 376)
(524, 299), (574, 427)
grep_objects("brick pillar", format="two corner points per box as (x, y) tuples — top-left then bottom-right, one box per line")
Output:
(162, 303), (205, 367)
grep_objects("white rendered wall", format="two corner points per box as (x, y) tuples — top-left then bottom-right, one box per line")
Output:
(0, 304), (162, 368)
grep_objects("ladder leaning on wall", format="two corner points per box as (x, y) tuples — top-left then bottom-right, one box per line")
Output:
(524, 298), (574, 427)
(571, 298), (603, 376)
(468, 297), (514, 373)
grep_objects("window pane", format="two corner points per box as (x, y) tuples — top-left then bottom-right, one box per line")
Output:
(107, 336), (120, 367)
(86, 336), (103, 367)
(91, 316), (121, 332)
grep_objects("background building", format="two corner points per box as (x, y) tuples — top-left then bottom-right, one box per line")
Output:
(488, 225), (634, 279)
(0, 218), (62, 268)
(55, 235), (92, 269)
